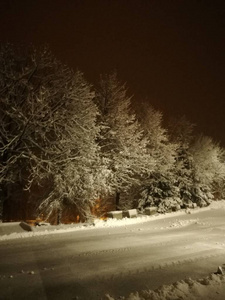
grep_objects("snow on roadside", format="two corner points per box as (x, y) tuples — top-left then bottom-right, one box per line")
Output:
(1, 200), (225, 241)
(167, 218), (199, 228)
(104, 273), (225, 300)
(208, 199), (225, 210)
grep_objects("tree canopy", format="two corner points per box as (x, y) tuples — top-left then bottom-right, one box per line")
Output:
(0, 44), (224, 223)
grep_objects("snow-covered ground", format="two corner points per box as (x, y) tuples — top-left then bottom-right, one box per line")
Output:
(105, 201), (225, 299)
(1, 200), (225, 300)
(1, 200), (224, 241)
(104, 272), (225, 300)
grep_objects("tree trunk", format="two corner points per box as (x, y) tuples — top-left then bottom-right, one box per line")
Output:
(1, 185), (11, 222)
(57, 208), (62, 225)
(84, 205), (94, 223)
(115, 191), (120, 210)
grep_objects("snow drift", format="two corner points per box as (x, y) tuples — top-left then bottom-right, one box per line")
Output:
(104, 273), (225, 300)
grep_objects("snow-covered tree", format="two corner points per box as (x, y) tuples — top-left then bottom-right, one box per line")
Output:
(135, 103), (178, 211)
(0, 44), (102, 221)
(168, 117), (225, 208)
(95, 73), (154, 210)
(189, 135), (225, 205)
(168, 116), (196, 208)
(38, 71), (104, 222)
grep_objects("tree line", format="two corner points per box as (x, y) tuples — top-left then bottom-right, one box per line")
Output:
(0, 45), (225, 223)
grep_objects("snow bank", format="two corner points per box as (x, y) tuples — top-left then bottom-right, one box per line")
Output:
(167, 218), (199, 228)
(1, 200), (225, 241)
(104, 273), (225, 300)
(209, 200), (225, 210)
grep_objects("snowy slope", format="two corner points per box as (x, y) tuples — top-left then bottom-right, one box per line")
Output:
(1, 200), (225, 241)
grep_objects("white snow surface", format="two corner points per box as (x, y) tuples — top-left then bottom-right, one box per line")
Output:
(103, 200), (225, 300)
(104, 273), (225, 300)
(1, 200), (225, 300)
(0, 200), (225, 242)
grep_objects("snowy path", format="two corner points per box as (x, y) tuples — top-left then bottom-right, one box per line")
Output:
(0, 208), (225, 299)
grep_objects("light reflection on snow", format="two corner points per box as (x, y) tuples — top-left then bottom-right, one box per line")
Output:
(0, 200), (225, 241)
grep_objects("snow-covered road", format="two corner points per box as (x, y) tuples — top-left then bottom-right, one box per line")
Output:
(0, 207), (225, 299)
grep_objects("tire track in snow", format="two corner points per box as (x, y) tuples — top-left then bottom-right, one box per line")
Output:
(78, 247), (132, 257)
(94, 249), (225, 283)
(73, 240), (182, 259)
(75, 235), (208, 258)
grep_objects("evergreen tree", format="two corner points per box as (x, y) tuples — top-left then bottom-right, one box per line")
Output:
(168, 116), (196, 208)
(135, 103), (178, 212)
(95, 73), (154, 210)
(190, 135), (225, 206)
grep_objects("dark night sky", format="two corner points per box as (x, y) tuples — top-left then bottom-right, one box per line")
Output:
(0, 0), (225, 145)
